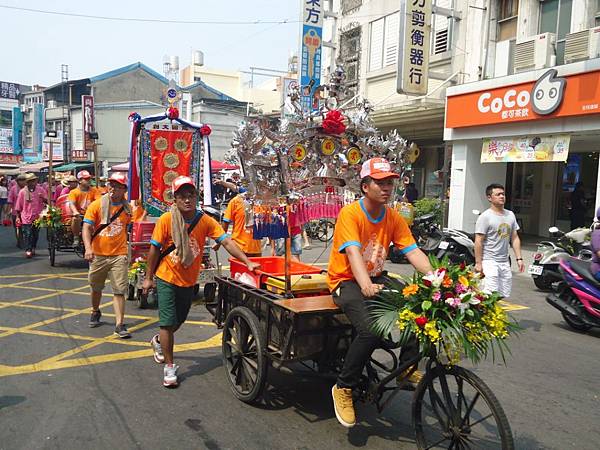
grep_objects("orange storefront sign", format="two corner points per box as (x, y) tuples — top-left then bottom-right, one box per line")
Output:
(446, 69), (600, 129)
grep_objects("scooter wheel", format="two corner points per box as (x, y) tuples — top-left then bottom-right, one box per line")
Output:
(562, 312), (592, 331)
(533, 274), (554, 291)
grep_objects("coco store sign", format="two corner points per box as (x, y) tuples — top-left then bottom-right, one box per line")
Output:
(446, 68), (600, 128)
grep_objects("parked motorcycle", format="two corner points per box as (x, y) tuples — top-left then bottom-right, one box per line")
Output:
(546, 257), (600, 332)
(435, 228), (476, 265)
(389, 213), (443, 263)
(529, 226), (592, 291)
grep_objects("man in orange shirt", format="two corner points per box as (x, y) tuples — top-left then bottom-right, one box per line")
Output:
(69, 170), (101, 247)
(222, 188), (262, 256)
(328, 158), (432, 428)
(82, 172), (132, 338)
(142, 176), (260, 388)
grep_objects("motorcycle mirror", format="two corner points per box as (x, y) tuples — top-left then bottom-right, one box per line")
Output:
(548, 226), (559, 234)
(472, 209), (480, 216)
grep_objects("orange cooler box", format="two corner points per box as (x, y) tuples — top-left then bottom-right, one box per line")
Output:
(229, 256), (322, 288)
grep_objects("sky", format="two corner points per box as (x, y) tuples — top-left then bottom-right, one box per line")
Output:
(1, 0), (301, 87)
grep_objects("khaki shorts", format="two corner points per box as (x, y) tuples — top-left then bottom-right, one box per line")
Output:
(89, 255), (129, 295)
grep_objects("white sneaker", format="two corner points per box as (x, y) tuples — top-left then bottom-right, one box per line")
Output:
(163, 364), (179, 388)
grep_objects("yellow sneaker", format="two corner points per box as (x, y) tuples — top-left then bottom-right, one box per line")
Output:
(332, 385), (356, 428)
(397, 366), (424, 390)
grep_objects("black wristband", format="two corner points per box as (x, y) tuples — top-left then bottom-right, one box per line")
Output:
(516, 258), (523, 261)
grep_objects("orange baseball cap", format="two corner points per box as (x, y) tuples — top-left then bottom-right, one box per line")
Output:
(359, 158), (400, 180)
(172, 175), (196, 193)
(77, 170), (92, 180)
(108, 172), (128, 187)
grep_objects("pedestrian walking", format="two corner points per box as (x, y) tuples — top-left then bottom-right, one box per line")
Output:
(328, 158), (432, 428)
(59, 175), (79, 197)
(142, 176), (260, 388)
(13, 173), (48, 258)
(0, 177), (9, 226)
(81, 173), (132, 338)
(222, 187), (262, 257)
(7, 173), (27, 247)
(474, 183), (525, 299)
(68, 170), (101, 247)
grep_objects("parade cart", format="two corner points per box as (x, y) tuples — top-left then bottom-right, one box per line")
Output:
(205, 67), (515, 448)
(39, 194), (85, 266)
(125, 91), (219, 308)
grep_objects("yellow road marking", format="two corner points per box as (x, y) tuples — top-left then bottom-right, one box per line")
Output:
(0, 302), (78, 313)
(0, 333), (221, 377)
(498, 300), (529, 311)
(0, 326), (146, 347)
(0, 272), (88, 279)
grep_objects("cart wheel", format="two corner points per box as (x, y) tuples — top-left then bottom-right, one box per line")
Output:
(222, 306), (267, 403)
(204, 282), (217, 304)
(47, 229), (56, 266)
(413, 365), (514, 450)
(136, 289), (150, 309)
(127, 282), (135, 301)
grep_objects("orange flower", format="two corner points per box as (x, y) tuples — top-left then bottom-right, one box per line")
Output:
(402, 284), (419, 296)
(442, 276), (453, 288)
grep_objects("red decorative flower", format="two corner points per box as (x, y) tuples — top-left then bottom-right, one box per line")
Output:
(423, 279), (432, 287)
(444, 291), (454, 299)
(322, 109), (346, 135)
(167, 107), (179, 120)
(200, 124), (212, 136)
(460, 262), (466, 270)
(415, 316), (428, 328)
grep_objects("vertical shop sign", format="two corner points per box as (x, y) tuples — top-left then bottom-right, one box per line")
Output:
(0, 128), (12, 154)
(300, 0), (323, 113)
(82, 95), (95, 151)
(12, 106), (22, 154)
(24, 103), (44, 162)
(397, 0), (432, 95)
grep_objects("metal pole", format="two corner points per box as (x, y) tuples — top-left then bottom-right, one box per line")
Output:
(48, 142), (53, 208)
(93, 141), (99, 188)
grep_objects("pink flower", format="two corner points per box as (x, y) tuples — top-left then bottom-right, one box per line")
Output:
(445, 297), (461, 308)
(455, 283), (467, 294)
(432, 291), (441, 302)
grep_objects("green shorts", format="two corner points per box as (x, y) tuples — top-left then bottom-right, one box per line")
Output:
(156, 277), (194, 327)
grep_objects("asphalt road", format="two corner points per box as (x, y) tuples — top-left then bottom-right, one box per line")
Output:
(0, 226), (598, 450)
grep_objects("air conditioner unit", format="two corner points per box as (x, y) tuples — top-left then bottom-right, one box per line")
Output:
(564, 26), (600, 64)
(47, 100), (58, 108)
(513, 32), (556, 73)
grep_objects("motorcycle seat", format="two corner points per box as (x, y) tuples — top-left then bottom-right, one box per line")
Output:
(567, 258), (600, 287)
(413, 213), (435, 225)
(459, 231), (476, 242)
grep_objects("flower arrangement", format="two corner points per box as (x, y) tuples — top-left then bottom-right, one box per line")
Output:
(34, 206), (63, 229)
(369, 257), (520, 364)
(128, 258), (147, 282)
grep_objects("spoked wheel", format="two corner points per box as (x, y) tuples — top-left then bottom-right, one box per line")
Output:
(317, 220), (334, 242)
(413, 365), (514, 449)
(136, 289), (150, 309)
(222, 306), (267, 403)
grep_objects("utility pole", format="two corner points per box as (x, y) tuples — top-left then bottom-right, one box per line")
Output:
(60, 64), (69, 163)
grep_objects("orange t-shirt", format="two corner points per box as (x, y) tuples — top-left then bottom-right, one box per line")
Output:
(68, 187), (101, 214)
(83, 198), (132, 256)
(223, 195), (262, 255)
(150, 211), (227, 287)
(326, 199), (417, 292)
(131, 204), (146, 222)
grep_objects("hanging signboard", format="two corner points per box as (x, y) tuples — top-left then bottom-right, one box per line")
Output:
(397, 0), (432, 95)
(0, 128), (12, 154)
(82, 95), (95, 151)
(300, 0), (324, 113)
(481, 134), (570, 163)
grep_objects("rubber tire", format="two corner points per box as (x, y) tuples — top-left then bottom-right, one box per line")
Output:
(317, 220), (334, 242)
(47, 229), (56, 267)
(204, 282), (217, 304)
(127, 283), (135, 301)
(413, 365), (514, 450)
(533, 274), (554, 291)
(222, 306), (267, 403)
(136, 289), (149, 309)
(562, 312), (592, 332)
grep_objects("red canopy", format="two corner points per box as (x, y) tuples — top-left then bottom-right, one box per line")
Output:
(110, 160), (239, 172)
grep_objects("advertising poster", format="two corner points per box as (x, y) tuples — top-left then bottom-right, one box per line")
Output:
(300, 0), (323, 113)
(481, 134), (570, 163)
(82, 95), (95, 151)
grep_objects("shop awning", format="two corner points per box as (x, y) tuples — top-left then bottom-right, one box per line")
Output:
(53, 162), (94, 172)
(110, 162), (129, 171)
(19, 161), (60, 172)
(0, 167), (20, 175)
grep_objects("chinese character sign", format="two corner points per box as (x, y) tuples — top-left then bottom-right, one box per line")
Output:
(82, 95), (95, 151)
(481, 135), (570, 163)
(0, 128), (12, 154)
(0, 81), (20, 100)
(300, 0), (324, 113)
(398, 0), (432, 95)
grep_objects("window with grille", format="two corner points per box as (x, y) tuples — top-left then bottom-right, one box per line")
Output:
(342, 0), (362, 15)
(340, 26), (361, 91)
(432, 0), (453, 54)
(368, 13), (400, 71)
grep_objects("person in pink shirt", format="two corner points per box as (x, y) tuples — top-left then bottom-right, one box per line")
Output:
(14, 173), (48, 258)
(7, 173), (27, 248)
